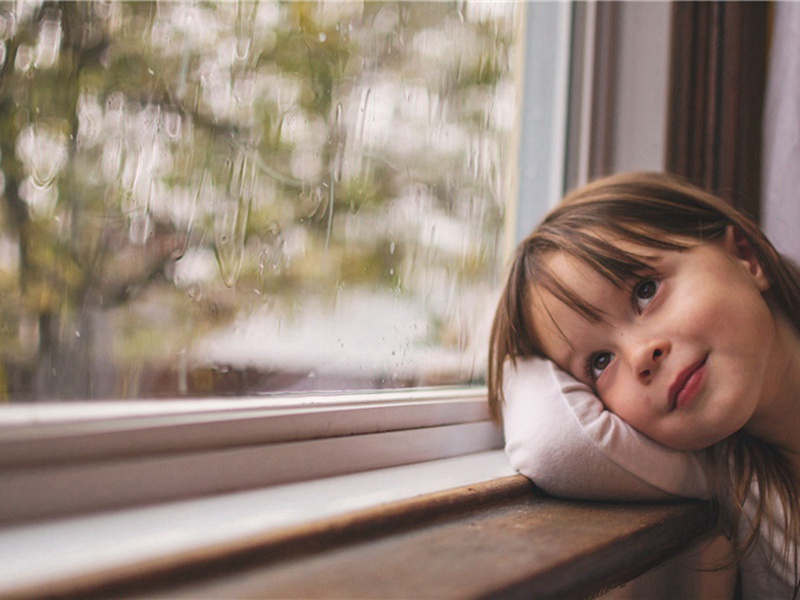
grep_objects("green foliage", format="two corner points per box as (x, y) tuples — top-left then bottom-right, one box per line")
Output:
(0, 0), (520, 399)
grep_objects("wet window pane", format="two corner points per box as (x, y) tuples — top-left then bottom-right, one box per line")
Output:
(0, 1), (523, 400)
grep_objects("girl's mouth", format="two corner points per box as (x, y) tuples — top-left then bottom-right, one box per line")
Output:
(669, 356), (708, 410)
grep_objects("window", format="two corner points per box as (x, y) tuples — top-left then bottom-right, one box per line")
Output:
(0, 1), (531, 402)
(0, 0), (574, 527)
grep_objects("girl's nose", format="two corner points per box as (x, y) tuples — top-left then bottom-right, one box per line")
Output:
(635, 341), (670, 381)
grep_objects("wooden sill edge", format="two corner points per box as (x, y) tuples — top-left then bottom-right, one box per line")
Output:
(11, 475), (713, 599)
(7, 475), (535, 599)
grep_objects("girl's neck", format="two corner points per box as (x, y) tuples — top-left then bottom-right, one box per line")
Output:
(744, 311), (800, 480)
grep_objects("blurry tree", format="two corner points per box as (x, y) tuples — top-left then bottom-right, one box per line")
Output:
(0, 0), (519, 401)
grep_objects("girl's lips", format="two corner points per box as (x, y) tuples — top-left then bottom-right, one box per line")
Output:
(669, 356), (708, 410)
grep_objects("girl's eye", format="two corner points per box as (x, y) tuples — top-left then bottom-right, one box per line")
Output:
(633, 279), (658, 312)
(587, 351), (614, 381)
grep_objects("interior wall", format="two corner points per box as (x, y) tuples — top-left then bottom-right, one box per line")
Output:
(608, 1), (671, 173)
(565, 1), (671, 188)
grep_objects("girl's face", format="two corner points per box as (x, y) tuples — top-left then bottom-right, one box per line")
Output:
(528, 227), (777, 451)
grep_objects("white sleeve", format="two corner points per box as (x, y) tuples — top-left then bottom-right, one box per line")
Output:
(502, 357), (709, 500)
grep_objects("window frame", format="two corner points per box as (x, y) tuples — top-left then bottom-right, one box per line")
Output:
(0, 1), (572, 519)
(1, 387), (501, 524)
(0, 7), (581, 567)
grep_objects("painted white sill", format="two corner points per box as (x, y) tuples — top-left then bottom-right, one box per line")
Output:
(0, 387), (486, 424)
(0, 388), (500, 524)
(0, 450), (515, 596)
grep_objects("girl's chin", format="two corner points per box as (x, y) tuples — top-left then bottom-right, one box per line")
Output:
(652, 423), (732, 452)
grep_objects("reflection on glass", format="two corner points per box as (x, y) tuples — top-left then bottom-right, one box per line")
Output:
(0, 1), (522, 401)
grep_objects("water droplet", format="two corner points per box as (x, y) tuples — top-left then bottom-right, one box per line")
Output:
(324, 179), (335, 252)
(164, 112), (181, 138)
(332, 142), (344, 183)
(129, 211), (152, 245)
(34, 8), (62, 70)
(214, 203), (244, 286)
(211, 152), (254, 287)
(14, 43), (32, 71)
(17, 122), (68, 188)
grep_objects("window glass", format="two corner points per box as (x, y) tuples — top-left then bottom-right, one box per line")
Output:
(0, 1), (523, 401)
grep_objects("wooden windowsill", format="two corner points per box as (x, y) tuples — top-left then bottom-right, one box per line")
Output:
(27, 475), (715, 599)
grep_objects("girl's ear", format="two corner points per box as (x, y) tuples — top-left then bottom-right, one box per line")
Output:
(723, 225), (770, 291)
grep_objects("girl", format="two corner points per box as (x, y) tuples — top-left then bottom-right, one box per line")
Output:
(488, 171), (800, 597)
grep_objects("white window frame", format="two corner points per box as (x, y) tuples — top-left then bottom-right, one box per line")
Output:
(0, 1), (573, 509)
(1, 388), (500, 523)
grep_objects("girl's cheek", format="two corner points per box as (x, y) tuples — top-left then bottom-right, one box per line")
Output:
(596, 366), (618, 403)
(599, 367), (636, 419)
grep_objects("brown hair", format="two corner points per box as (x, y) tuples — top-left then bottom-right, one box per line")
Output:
(489, 171), (800, 589)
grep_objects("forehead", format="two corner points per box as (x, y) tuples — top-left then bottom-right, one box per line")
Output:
(528, 252), (617, 364)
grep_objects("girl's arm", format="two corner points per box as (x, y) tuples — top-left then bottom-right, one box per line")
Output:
(501, 357), (709, 500)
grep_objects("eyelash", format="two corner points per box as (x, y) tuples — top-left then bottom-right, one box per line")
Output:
(584, 278), (660, 382)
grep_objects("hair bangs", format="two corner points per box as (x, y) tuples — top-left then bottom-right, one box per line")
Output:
(525, 219), (691, 326)
(531, 264), (606, 324)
